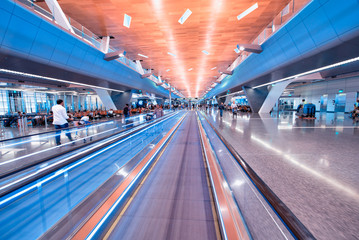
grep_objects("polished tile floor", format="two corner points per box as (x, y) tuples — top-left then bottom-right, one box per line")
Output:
(203, 109), (359, 240)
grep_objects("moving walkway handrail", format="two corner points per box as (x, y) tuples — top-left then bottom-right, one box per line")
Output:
(200, 111), (316, 240)
(197, 112), (251, 240)
(0, 112), (181, 199)
(0, 114), (147, 143)
(71, 113), (187, 240)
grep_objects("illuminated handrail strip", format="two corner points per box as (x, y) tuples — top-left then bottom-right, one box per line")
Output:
(0, 112), (181, 201)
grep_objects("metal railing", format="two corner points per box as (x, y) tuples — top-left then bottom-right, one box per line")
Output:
(15, 0), (137, 71)
(229, 0), (312, 73)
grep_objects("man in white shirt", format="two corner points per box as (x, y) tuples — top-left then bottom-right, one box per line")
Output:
(52, 99), (73, 145)
(231, 101), (237, 117)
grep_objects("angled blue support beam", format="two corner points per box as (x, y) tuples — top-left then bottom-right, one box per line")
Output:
(242, 86), (269, 113)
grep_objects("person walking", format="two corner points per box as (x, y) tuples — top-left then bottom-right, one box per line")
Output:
(52, 99), (74, 145)
(231, 101), (237, 118)
(123, 104), (130, 118)
(154, 105), (164, 118)
(219, 103), (225, 118)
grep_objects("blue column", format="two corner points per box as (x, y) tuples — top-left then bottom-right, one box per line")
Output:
(84, 96), (87, 110)
(63, 93), (67, 110)
(21, 92), (26, 113)
(6, 91), (10, 115)
(34, 92), (38, 113)
(71, 95), (74, 111)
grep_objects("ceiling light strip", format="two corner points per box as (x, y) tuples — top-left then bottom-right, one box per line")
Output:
(123, 14), (132, 28)
(237, 3), (258, 21)
(253, 56), (359, 89)
(0, 68), (126, 93)
(167, 52), (176, 57)
(138, 53), (148, 58)
(178, 9), (192, 24)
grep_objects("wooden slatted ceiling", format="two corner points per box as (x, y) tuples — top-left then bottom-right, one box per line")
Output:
(38, 0), (291, 97)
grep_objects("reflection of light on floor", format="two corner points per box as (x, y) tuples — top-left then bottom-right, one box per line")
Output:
(250, 135), (359, 200)
(319, 158), (330, 167)
(232, 179), (245, 187)
(278, 126), (359, 130)
(278, 125), (293, 130)
(116, 169), (128, 177)
(236, 127), (244, 133)
(251, 136), (282, 154)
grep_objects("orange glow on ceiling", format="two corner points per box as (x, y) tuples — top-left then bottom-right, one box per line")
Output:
(37, 0), (291, 97)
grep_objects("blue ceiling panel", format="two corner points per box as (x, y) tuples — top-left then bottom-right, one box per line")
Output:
(322, 0), (359, 37)
(2, 15), (38, 54)
(303, 7), (338, 46)
(30, 28), (58, 61)
(12, 2), (42, 27)
(0, 9), (12, 45)
(1, 0), (15, 13)
(288, 22), (317, 54)
(51, 40), (75, 65)
(67, 46), (86, 70)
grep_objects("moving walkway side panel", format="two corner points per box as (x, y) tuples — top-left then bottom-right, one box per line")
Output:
(0, 112), (181, 198)
(0, 112), (185, 240)
(196, 112), (251, 240)
(198, 112), (300, 240)
(98, 112), (219, 240)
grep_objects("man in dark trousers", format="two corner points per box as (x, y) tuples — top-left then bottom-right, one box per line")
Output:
(123, 104), (130, 118)
(52, 99), (73, 145)
(219, 103), (225, 117)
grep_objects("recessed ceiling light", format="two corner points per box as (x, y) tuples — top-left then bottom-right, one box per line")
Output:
(138, 53), (148, 58)
(123, 14), (132, 28)
(188, 68), (193, 71)
(166, 69), (171, 72)
(211, 67), (217, 70)
(167, 52), (176, 57)
(202, 50), (210, 55)
(178, 9), (192, 24)
(237, 3), (258, 21)
(234, 48), (240, 53)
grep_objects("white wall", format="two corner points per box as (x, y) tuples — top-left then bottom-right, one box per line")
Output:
(293, 76), (359, 112)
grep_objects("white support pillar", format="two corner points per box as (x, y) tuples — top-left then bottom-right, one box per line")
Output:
(94, 89), (117, 110)
(169, 84), (172, 110)
(258, 80), (293, 113)
(44, 0), (74, 33)
(258, 72), (323, 113)
(135, 60), (145, 75)
(100, 36), (110, 53)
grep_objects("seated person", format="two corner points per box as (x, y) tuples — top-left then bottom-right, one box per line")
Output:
(108, 109), (114, 117)
(350, 99), (359, 118)
(79, 115), (91, 125)
(100, 110), (107, 117)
